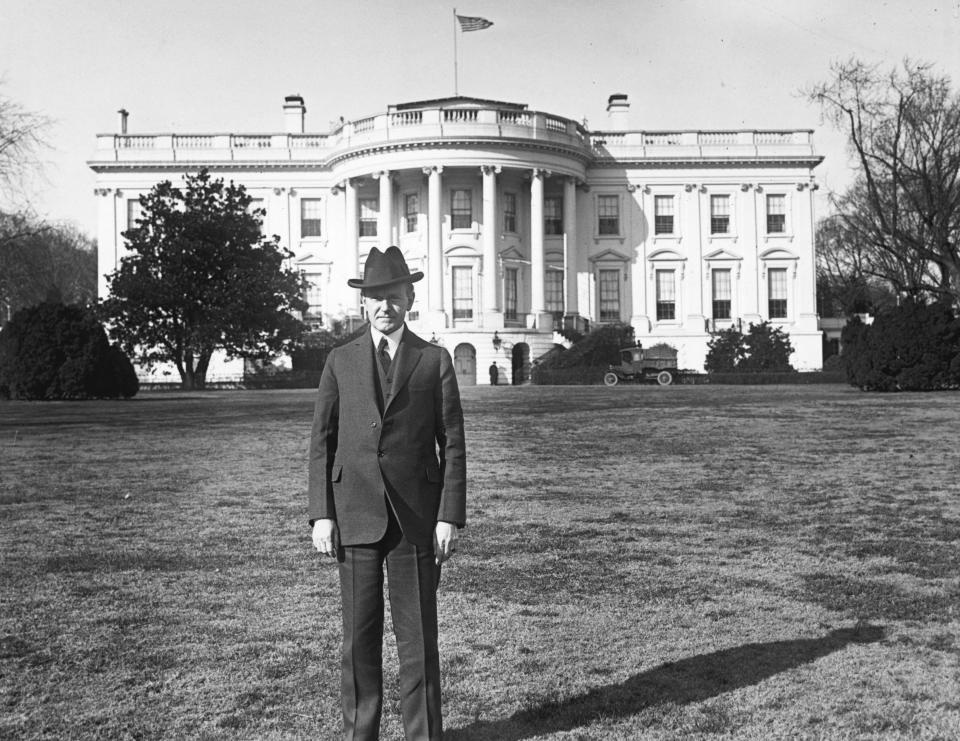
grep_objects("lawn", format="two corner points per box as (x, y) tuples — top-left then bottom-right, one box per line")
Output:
(1, 385), (958, 740)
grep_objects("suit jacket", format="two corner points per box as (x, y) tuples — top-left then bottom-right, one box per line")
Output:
(308, 326), (466, 547)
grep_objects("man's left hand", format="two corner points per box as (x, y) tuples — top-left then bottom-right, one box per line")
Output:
(434, 521), (457, 565)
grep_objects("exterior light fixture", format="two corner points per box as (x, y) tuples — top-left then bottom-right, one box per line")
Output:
(492, 331), (502, 351)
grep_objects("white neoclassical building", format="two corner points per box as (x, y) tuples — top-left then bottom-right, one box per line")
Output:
(89, 93), (824, 385)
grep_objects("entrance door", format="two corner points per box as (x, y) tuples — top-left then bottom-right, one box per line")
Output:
(511, 342), (530, 385)
(454, 343), (476, 386)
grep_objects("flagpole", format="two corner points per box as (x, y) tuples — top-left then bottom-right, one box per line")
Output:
(453, 8), (459, 96)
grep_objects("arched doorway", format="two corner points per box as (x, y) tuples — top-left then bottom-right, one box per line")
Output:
(454, 343), (476, 386)
(511, 342), (530, 385)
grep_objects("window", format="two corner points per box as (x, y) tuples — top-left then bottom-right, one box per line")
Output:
(405, 193), (418, 233)
(599, 269), (620, 322)
(503, 193), (517, 233)
(710, 195), (730, 234)
(303, 272), (323, 317)
(452, 266), (473, 320)
(301, 199), (322, 238)
(545, 268), (563, 318)
(656, 269), (676, 321)
(544, 197), (563, 235)
(359, 198), (378, 237)
(768, 268), (788, 318)
(248, 198), (265, 233)
(126, 199), (143, 230)
(766, 194), (786, 233)
(711, 269), (732, 320)
(504, 267), (518, 321)
(451, 189), (472, 229)
(654, 196), (674, 235)
(597, 195), (619, 235)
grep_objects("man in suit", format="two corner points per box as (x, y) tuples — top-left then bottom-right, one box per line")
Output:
(308, 246), (466, 741)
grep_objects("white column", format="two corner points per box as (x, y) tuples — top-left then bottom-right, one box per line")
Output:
(377, 170), (393, 248)
(563, 177), (578, 317)
(344, 178), (359, 314)
(425, 166), (444, 317)
(96, 188), (117, 300)
(481, 165), (501, 322)
(530, 169), (547, 325)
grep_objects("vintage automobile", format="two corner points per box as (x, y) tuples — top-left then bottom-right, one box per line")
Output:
(603, 343), (681, 386)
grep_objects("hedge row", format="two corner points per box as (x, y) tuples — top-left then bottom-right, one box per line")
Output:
(531, 367), (847, 386)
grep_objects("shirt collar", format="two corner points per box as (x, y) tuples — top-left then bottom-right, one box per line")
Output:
(370, 324), (405, 357)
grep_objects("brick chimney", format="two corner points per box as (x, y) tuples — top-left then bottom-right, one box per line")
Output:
(606, 94), (630, 130)
(283, 95), (306, 133)
(118, 108), (129, 134)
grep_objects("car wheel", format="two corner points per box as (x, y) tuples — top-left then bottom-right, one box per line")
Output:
(656, 370), (673, 386)
(603, 372), (619, 386)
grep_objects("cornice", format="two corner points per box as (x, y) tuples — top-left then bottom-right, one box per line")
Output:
(326, 137), (594, 167)
(590, 156), (824, 169)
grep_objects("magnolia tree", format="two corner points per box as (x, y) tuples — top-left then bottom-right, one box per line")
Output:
(101, 170), (307, 389)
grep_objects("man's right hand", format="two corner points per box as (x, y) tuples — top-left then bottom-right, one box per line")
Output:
(312, 519), (340, 557)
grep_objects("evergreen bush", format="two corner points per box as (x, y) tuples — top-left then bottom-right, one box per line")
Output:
(704, 322), (795, 374)
(842, 300), (960, 391)
(0, 302), (139, 400)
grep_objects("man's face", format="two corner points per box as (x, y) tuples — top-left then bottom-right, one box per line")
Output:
(362, 284), (414, 335)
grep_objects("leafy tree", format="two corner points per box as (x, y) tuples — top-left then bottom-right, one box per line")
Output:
(705, 322), (795, 373)
(0, 214), (96, 323)
(0, 301), (137, 400)
(841, 300), (960, 391)
(807, 59), (960, 305)
(538, 323), (635, 369)
(101, 170), (307, 389)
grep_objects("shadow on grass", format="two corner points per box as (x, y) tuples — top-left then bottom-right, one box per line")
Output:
(446, 625), (884, 740)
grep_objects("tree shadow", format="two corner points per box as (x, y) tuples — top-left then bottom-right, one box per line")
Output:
(446, 625), (884, 740)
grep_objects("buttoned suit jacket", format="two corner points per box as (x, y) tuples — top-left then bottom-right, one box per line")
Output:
(308, 327), (466, 547)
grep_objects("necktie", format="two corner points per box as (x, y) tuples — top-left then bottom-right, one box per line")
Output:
(377, 337), (392, 377)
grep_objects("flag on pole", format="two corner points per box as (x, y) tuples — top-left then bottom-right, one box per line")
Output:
(456, 14), (493, 32)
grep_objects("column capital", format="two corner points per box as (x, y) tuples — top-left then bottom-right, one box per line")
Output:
(422, 165), (444, 176)
(331, 178), (352, 196)
(372, 169), (393, 180)
(480, 165), (502, 176)
(530, 168), (550, 180)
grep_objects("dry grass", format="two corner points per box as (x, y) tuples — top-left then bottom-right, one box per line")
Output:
(1, 385), (958, 740)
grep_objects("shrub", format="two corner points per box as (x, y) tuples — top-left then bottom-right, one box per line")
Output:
(0, 302), (139, 400)
(705, 322), (795, 374)
(842, 300), (960, 391)
(536, 323), (634, 371)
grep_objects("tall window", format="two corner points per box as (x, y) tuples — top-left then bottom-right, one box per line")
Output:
(768, 268), (788, 318)
(405, 193), (418, 233)
(545, 268), (563, 318)
(544, 197), (563, 235)
(359, 198), (378, 237)
(654, 196), (674, 235)
(656, 269), (676, 321)
(248, 198), (265, 233)
(451, 190), (472, 229)
(126, 199), (143, 230)
(710, 195), (730, 234)
(301, 199), (322, 237)
(503, 192), (517, 233)
(597, 195), (619, 235)
(452, 266), (473, 320)
(504, 267), (518, 321)
(766, 195), (786, 233)
(599, 269), (620, 322)
(303, 272), (323, 317)
(711, 269), (732, 320)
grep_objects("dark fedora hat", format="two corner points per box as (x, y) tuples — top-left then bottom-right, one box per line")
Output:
(348, 246), (424, 289)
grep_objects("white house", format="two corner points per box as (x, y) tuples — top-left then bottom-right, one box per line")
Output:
(89, 93), (824, 385)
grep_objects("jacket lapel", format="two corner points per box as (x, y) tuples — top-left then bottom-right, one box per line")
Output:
(384, 328), (422, 414)
(349, 332), (382, 416)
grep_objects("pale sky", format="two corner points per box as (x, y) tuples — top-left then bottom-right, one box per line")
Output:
(2, 0), (959, 236)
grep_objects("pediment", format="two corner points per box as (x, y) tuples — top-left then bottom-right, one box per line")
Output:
(498, 246), (526, 261)
(704, 248), (742, 261)
(590, 247), (630, 263)
(647, 248), (685, 261)
(445, 244), (480, 256)
(295, 253), (332, 266)
(759, 247), (799, 260)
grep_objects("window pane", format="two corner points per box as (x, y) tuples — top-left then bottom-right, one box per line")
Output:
(452, 266), (473, 320)
(405, 193), (418, 232)
(598, 195), (619, 235)
(359, 198), (378, 237)
(544, 197), (563, 235)
(712, 269), (731, 319)
(599, 269), (620, 321)
(503, 193), (517, 232)
(768, 267), (788, 318)
(656, 269), (676, 321)
(452, 190), (472, 229)
(504, 267), (518, 320)
(126, 199), (142, 230)
(301, 199), (322, 237)
(710, 195), (729, 234)
(545, 269), (563, 316)
(654, 195), (674, 235)
(303, 272), (323, 316)
(766, 195), (786, 233)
